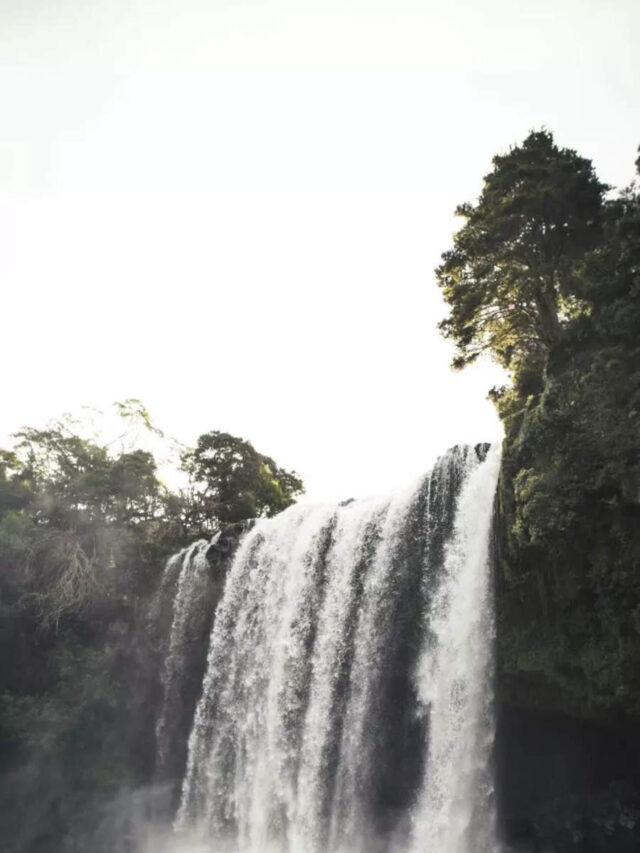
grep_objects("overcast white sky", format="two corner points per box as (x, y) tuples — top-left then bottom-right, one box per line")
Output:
(1, 0), (639, 500)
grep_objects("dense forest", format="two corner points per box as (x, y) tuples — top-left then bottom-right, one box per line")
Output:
(0, 410), (303, 850)
(1, 129), (639, 851)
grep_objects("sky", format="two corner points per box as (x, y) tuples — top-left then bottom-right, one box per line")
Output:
(1, 0), (639, 501)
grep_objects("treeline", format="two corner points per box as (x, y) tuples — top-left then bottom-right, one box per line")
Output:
(437, 130), (640, 718)
(0, 405), (302, 851)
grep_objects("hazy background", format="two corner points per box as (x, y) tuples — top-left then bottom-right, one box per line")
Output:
(1, 0), (638, 500)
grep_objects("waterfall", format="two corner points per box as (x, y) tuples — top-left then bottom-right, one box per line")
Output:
(409, 443), (500, 853)
(162, 444), (500, 853)
(155, 538), (212, 781)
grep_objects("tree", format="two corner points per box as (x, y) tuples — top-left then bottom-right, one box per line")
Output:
(484, 141), (640, 725)
(0, 407), (305, 850)
(437, 130), (608, 370)
(11, 423), (163, 528)
(181, 431), (304, 527)
(0, 408), (171, 625)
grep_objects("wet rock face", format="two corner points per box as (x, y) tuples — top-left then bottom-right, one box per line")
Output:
(504, 799), (640, 853)
(493, 445), (640, 852)
(530, 794), (640, 853)
(621, 465), (640, 505)
(475, 441), (491, 462)
(496, 705), (640, 852)
(204, 520), (256, 574)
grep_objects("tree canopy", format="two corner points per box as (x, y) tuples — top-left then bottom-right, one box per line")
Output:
(181, 431), (304, 526)
(0, 407), (304, 626)
(437, 130), (608, 370)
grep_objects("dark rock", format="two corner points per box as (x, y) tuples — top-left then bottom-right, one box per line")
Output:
(496, 703), (640, 852)
(475, 441), (491, 462)
(205, 519), (256, 572)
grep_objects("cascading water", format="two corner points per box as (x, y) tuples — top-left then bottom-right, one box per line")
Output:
(155, 538), (213, 781)
(161, 444), (500, 853)
(410, 444), (500, 853)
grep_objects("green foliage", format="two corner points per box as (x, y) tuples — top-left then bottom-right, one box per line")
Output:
(113, 398), (164, 437)
(11, 423), (164, 528)
(437, 130), (608, 369)
(506, 163), (638, 718)
(0, 406), (304, 848)
(0, 641), (120, 763)
(440, 132), (640, 720)
(181, 430), (304, 527)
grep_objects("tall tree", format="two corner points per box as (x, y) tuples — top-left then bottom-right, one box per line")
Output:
(437, 130), (608, 369)
(181, 431), (304, 527)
